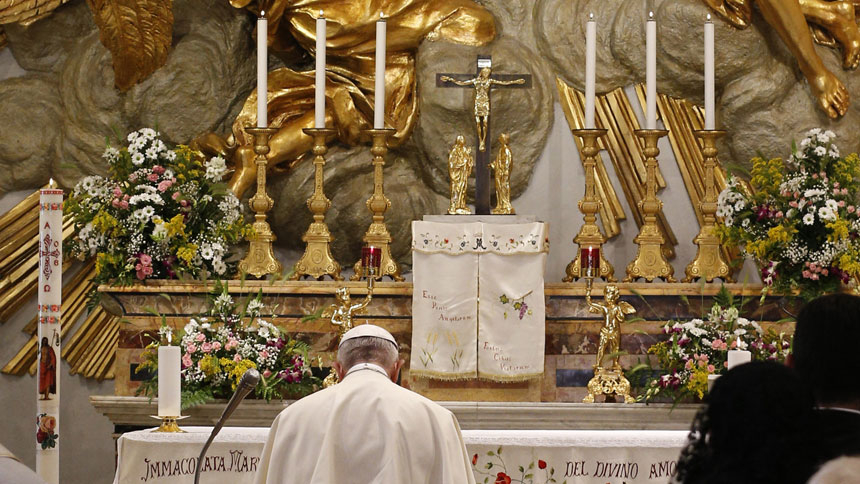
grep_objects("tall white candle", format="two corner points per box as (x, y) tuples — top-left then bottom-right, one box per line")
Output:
(158, 345), (181, 417)
(704, 14), (715, 130)
(37, 179), (63, 484)
(727, 349), (751, 369)
(585, 13), (597, 129)
(315, 11), (326, 129)
(646, 11), (657, 130)
(374, 14), (387, 129)
(257, 13), (268, 128)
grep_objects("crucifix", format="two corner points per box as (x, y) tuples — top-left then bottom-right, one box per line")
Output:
(437, 55), (532, 215)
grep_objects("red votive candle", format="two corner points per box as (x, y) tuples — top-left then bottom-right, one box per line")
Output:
(581, 246), (600, 277)
(361, 245), (382, 275)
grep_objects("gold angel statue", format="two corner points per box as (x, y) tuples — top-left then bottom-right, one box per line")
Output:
(440, 67), (525, 151)
(321, 286), (372, 387)
(489, 133), (514, 215)
(585, 284), (635, 371)
(447, 135), (474, 215)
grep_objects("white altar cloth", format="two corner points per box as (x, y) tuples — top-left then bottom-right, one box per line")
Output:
(114, 427), (687, 484)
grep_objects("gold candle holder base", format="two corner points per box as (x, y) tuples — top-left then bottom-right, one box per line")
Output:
(350, 129), (404, 282)
(151, 416), (187, 433)
(582, 366), (636, 404)
(239, 127), (283, 279)
(291, 128), (343, 281)
(564, 128), (616, 282)
(624, 129), (676, 283)
(684, 130), (734, 283)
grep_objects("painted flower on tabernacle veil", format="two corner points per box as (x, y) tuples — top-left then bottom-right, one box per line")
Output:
(494, 472), (512, 484)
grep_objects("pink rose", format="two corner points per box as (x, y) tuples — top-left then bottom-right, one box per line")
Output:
(707, 364), (716, 373)
(195, 333), (205, 342)
(140, 254), (152, 265)
(182, 354), (192, 368)
(201, 342), (212, 353)
(233, 354), (242, 362)
(262, 370), (272, 378)
(260, 350), (269, 359)
(211, 342), (222, 351)
(157, 180), (173, 192)
(186, 343), (197, 354)
(112, 199), (121, 208)
(147, 173), (159, 182)
(849, 206), (856, 213)
(113, 187), (122, 197)
(839, 200), (846, 207)
(153, 165), (165, 174)
(120, 201), (129, 209)
(172, 192), (181, 200)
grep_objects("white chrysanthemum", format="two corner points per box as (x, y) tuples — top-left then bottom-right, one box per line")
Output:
(131, 152), (145, 166)
(145, 146), (159, 160)
(825, 199), (839, 211)
(724, 215), (734, 226)
(814, 146), (827, 157)
(734, 200), (745, 211)
(165, 151), (177, 162)
(808, 128), (821, 136)
(204, 156), (228, 181)
(741, 218), (750, 228)
(200, 245), (214, 260)
(213, 259), (227, 275)
(819, 206), (837, 222)
(803, 213), (815, 225)
(102, 147), (120, 163)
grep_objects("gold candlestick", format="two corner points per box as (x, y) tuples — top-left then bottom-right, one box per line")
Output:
(624, 129), (676, 282)
(351, 129), (404, 282)
(684, 130), (734, 283)
(564, 129), (616, 282)
(239, 127), (283, 279)
(291, 128), (343, 281)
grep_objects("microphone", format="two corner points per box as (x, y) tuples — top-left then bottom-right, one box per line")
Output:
(194, 368), (260, 484)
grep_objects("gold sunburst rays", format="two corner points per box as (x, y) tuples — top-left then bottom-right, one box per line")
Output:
(0, 0), (70, 26)
(0, 189), (117, 380)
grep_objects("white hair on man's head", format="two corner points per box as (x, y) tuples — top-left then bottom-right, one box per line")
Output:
(337, 336), (398, 371)
(808, 456), (860, 484)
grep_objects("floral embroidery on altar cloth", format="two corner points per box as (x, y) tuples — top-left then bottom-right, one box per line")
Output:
(411, 223), (548, 255)
(472, 446), (563, 484)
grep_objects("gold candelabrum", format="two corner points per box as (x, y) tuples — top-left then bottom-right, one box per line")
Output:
(564, 128), (616, 282)
(582, 278), (636, 404)
(351, 129), (404, 282)
(684, 130), (734, 283)
(624, 129), (676, 282)
(239, 127), (283, 278)
(291, 128), (343, 281)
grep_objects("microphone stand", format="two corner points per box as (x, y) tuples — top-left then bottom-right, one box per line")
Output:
(193, 368), (260, 484)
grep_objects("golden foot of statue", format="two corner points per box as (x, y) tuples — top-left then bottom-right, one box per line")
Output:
(843, 38), (860, 69)
(811, 70), (849, 118)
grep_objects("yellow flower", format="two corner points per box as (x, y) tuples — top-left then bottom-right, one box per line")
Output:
(228, 359), (257, 390)
(767, 224), (796, 245)
(749, 157), (784, 196)
(745, 238), (774, 259)
(165, 214), (186, 238)
(198, 355), (220, 377)
(826, 219), (850, 242)
(176, 244), (198, 265)
(686, 366), (710, 400)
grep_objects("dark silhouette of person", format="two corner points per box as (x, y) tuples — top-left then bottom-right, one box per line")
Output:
(792, 293), (860, 470)
(38, 337), (56, 400)
(673, 361), (818, 484)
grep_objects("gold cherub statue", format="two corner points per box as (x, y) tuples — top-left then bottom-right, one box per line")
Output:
(440, 67), (526, 151)
(489, 133), (515, 215)
(447, 135), (474, 215)
(583, 283), (636, 403)
(321, 286), (372, 387)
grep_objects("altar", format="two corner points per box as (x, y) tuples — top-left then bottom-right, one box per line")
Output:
(113, 426), (688, 484)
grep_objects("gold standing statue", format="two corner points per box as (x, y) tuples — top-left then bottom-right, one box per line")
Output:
(582, 283), (636, 403)
(440, 67), (525, 151)
(489, 133), (515, 215)
(321, 286), (373, 387)
(448, 135), (475, 215)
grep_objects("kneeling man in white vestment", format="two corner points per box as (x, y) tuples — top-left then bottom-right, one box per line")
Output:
(254, 324), (476, 484)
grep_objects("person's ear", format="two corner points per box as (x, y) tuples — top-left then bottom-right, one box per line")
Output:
(332, 361), (346, 380)
(391, 359), (404, 383)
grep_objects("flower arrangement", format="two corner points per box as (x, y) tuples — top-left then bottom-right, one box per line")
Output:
(716, 128), (860, 299)
(637, 288), (791, 402)
(65, 128), (250, 289)
(137, 283), (320, 407)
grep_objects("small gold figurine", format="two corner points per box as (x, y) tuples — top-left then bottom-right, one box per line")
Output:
(489, 133), (515, 215)
(582, 282), (637, 403)
(447, 135), (475, 215)
(440, 67), (525, 151)
(321, 287), (372, 387)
